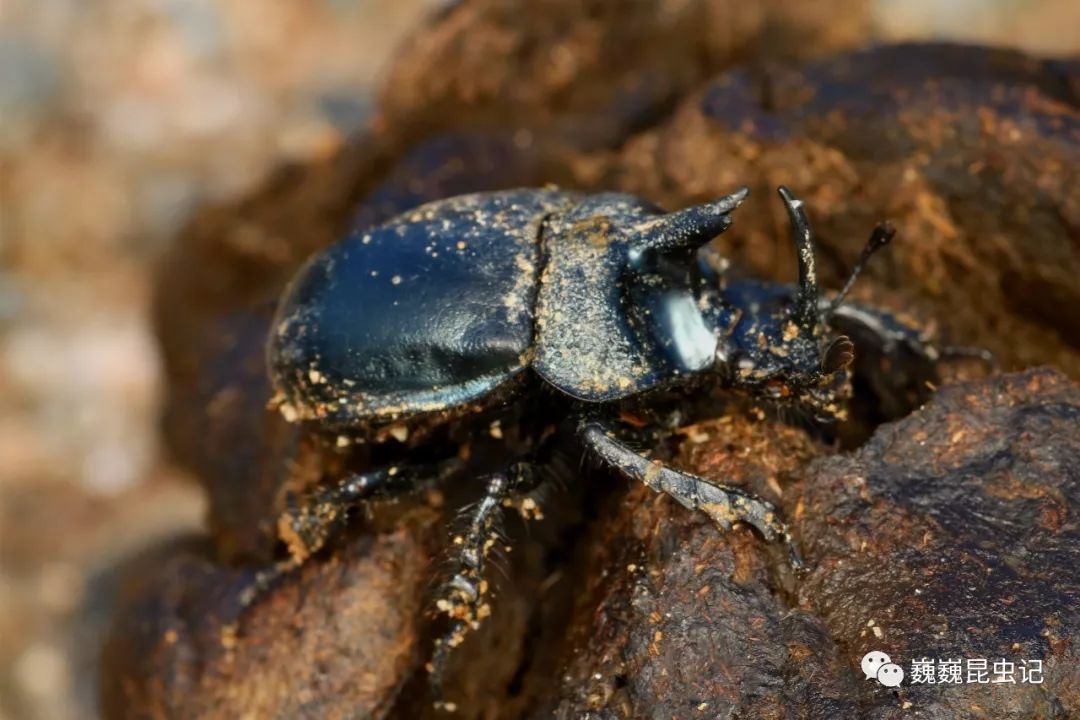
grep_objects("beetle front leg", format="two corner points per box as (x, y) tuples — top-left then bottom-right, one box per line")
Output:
(578, 420), (804, 571)
(428, 463), (541, 708)
(828, 303), (995, 419)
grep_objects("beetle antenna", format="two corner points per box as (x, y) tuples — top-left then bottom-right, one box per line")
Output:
(777, 186), (819, 333)
(630, 186), (749, 263)
(827, 221), (895, 316)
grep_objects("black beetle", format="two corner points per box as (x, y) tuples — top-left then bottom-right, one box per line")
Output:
(252, 185), (955, 698)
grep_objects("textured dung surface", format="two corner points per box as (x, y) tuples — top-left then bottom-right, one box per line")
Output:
(542, 369), (1079, 719)
(104, 2), (1080, 718)
(795, 368), (1080, 719)
(100, 522), (434, 719)
(377, 0), (872, 153)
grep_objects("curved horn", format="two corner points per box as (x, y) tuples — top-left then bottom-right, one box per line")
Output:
(630, 187), (749, 262)
(777, 186), (819, 333)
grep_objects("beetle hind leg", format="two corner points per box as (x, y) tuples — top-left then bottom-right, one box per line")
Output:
(428, 463), (541, 708)
(579, 420), (804, 571)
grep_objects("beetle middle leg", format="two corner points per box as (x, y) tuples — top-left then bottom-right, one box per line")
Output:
(578, 419), (804, 570)
(428, 461), (542, 705)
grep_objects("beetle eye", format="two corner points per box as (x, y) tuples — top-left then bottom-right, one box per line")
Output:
(821, 335), (855, 374)
(764, 379), (791, 397)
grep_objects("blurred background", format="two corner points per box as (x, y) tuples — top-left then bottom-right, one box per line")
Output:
(0, 1), (1075, 718)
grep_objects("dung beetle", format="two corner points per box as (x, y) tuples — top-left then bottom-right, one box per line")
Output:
(251, 185), (955, 698)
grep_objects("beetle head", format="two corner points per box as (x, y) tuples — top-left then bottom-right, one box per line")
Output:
(718, 187), (893, 420)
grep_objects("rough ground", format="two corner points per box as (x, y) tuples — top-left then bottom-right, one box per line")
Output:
(3, 0), (1070, 718)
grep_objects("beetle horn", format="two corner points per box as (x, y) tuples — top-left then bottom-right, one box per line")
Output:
(630, 186), (749, 260)
(777, 186), (820, 333)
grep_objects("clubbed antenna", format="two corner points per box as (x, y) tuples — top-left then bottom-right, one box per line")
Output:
(827, 221), (895, 316)
(821, 335), (855, 373)
(629, 187), (749, 265)
(777, 186), (820, 333)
